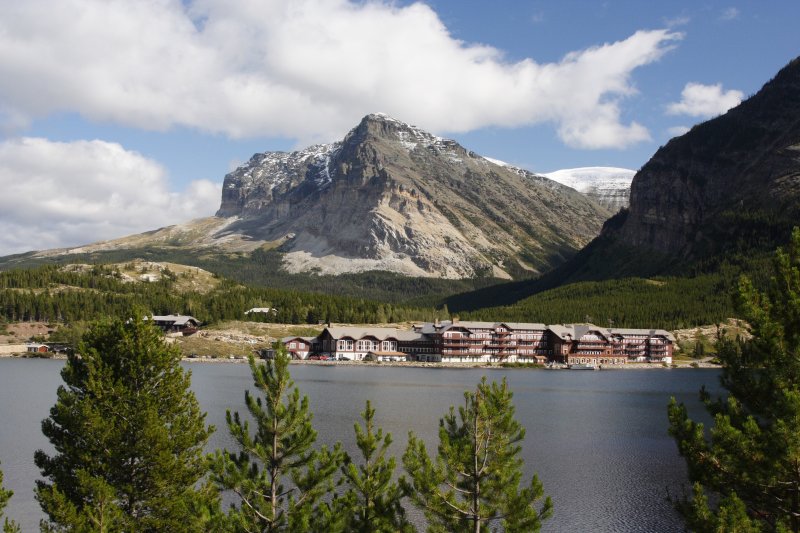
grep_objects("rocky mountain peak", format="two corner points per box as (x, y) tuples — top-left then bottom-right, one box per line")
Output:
(343, 113), (456, 152)
(212, 113), (611, 279)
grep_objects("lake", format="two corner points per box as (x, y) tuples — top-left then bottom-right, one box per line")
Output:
(0, 359), (720, 532)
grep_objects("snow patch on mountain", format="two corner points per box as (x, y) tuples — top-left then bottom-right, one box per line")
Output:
(544, 167), (635, 211)
(483, 156), (509, 167)
(227, 142), (341, 193)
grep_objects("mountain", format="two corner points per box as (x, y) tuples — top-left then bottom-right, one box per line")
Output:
(525, 56), (800, 286)
(543, 167), (634, 211)
(443, 56), (800, 313)
(213, 113), (610, 279)
(605, 57), (800, 266)
(14, 114), (610, 281)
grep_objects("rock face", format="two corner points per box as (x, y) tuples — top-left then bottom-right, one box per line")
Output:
(602, 57), (800, 261)
(217, 113), (611, 279)
(544, 167), (634, 212)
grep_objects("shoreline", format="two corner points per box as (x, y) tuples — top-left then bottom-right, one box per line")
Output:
(0, 352), (720, 370)
(185, 357), (722, 370)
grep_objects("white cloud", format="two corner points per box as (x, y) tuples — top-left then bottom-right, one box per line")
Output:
(666, 82), (743, 118)
(0, 0), (681, 150)
(667, 125), (691, 137)
(720, 7), (740, 21)
(664, 15), (691, 28)
(0, 138), (220, 255)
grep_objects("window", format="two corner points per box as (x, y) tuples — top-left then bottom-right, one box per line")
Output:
(337, 340), (354, 351)
(381, 340), (396, 351)
(357, 340), (377, 351)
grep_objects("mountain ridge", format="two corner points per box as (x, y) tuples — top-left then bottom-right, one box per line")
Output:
(212, 113), (611, 279)
(8, 113), (612, 282)
(610, 57), (800, 261)
(443, 56), (800, 312)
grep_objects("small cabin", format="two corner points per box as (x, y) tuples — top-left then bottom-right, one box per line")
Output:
(26, 343), (49, 353)
(147, 314), (201, 335)
(281, 337), (314, 359)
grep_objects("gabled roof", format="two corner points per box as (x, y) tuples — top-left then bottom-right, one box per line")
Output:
(502, 322), (548, 331)
(416, 323), (440, 334)
(324, 326), (407, 341)
(428, 321), (549, 333)
(148, 314), (199, 326)
(547, 325), (575, 340)
(572, 325), (608, 341)
(393, 330), (427, 342)
(450, 321), (497, 330)
(608, 328), (676, 342)
(281, 336), (315, 344)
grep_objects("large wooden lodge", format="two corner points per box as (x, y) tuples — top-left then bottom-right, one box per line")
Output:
(281, 319), (674, 365)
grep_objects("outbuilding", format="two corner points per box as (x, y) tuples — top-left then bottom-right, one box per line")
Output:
(26, 343), (49, 353)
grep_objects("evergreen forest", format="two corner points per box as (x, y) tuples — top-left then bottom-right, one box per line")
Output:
(2, 212), (787, 332)
(0, 253), (752, 331)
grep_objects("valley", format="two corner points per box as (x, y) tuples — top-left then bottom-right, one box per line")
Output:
(1, 58), (799, 367)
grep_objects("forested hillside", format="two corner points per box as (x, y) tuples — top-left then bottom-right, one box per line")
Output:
(0, 247), (499, 307)
(0, 264), (441, 325)
(0, 261), (743, 332)
(459, 273), (737, 330)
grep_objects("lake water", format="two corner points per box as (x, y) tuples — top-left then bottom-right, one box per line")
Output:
(0, 359), (720, 532)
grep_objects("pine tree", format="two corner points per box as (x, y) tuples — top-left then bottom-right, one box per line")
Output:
(0, 463), (20, 533)
(668, 228), (800, 531)
(34, 315), (217, 532)
(211, 345), (344, 532)
(332, 400), (412, 533)
(402, 377), (552, 533)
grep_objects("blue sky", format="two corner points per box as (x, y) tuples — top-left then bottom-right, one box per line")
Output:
(0, 0), (797, 255)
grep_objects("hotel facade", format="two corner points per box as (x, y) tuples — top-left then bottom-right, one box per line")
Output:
(282, 320), (674, 365)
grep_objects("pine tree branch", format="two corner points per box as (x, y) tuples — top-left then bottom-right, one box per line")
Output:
(444, 480), (471, 495)
(437, 493), (472, 517)
(232, 487), (273, 525)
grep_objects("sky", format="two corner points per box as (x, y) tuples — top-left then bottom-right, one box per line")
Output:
(0, 0), (798, 256)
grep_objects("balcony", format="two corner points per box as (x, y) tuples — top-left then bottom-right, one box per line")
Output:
(442, 349), (473, 356)
(485, 341), (517, 348)
(577, 344), (608, 350)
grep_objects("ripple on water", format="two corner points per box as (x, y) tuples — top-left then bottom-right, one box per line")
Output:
(0, 360), (718, 532)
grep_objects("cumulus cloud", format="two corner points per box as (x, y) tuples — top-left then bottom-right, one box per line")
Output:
(0, 138), (220, 255)
(0, 0), (681, 149)
(666, 82), (743, 118)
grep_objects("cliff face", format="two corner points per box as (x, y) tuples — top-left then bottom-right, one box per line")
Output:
(608, 57), (800, 260)
(216, 113), (611, 279)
